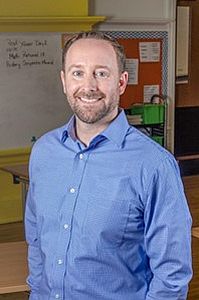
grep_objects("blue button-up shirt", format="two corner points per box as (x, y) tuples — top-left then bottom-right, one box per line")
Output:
(25, 110), (192, 300)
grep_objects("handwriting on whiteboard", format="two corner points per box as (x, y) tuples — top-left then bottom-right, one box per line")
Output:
(6, 38), (54, 69)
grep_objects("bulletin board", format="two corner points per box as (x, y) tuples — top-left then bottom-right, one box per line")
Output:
(118, 38), (162, 108)
(106, 31), (168, 109)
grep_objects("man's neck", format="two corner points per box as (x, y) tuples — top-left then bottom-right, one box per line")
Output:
(75, 113), (118, 147)
(75, 120), (108, 147)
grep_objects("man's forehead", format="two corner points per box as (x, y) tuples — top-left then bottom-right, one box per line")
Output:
(67, 38), (115, 55)
(65, 39), (117, 65)
(71, 37), (111, 47)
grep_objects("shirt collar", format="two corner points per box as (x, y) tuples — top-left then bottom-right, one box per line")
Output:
(99, 109), (131, 148)
(61, 115), (76, 143)
(61, 109), (131, 148)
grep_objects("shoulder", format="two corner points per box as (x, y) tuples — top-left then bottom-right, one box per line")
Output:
(29, 124), (66, 164)
(126, 126), (175, 162)
(125, 126), (180, 186)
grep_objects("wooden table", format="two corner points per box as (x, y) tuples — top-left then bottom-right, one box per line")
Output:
(0, 241), (29, 293)
(0, 164), (29, 214)
(192, 227), (199, 239)
(0, 164), (29, 183)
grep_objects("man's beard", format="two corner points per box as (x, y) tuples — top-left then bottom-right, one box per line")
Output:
(67, 90), (119, 124)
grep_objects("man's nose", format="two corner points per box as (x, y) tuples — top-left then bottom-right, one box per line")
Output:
(83, 74), (98, 91)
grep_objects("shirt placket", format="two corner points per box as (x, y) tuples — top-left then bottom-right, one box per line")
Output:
(49, 147), (89, 300)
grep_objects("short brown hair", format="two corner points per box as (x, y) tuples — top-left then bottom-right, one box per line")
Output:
(62, 31), (126, 73)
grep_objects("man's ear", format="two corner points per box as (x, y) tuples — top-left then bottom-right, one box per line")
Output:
(119, 71), (128, 96)
(60, 70), (66, 94)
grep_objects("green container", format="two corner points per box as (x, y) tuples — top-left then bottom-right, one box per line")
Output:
(151, 135), (164, 146)
(129, 105), (144, 116)
(143, 104), (165, 124)
(128, 104), (164, 125)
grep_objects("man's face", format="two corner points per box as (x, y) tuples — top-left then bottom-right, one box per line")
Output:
(61, 38), (128, 125)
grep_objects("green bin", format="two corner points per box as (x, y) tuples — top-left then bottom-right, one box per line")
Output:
(129, 105), (144, 116)
(151, 135), (164, 146)
(143, 104), (165, 124)
(128, 104), (164, 125)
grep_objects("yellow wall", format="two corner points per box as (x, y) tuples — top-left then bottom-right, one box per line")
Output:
(0, 0), (88, 17)
(0, 0), (105, 32)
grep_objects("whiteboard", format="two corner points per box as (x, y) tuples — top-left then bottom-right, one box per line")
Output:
(0, 32), (72, 150)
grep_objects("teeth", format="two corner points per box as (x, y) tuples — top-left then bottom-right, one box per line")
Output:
(79, 97), (99, 103)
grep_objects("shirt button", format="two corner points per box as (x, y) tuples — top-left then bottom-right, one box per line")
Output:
(63, 223), (69, 229)
(58, 259), (63, 265)
(79, 153), (84, 159)
(69, 187), (75, 193)
(55, 294), (60, 299)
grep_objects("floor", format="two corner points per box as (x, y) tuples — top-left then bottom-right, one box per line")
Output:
(0, 293), (29, 300)
(182, 175), (199, 300)
(0, 222), (28, 300)
(0, 175), (199, 300)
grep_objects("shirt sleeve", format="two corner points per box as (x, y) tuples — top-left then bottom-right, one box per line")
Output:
(25, 163), (43, 298)
(144, 156), (192, 300)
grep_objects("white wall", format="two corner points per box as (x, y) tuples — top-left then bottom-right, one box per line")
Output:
(90, 0), (176, 21)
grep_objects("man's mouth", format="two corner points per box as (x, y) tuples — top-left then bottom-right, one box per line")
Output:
(77, 96), (102, 103)
(75, 91), (105, 104)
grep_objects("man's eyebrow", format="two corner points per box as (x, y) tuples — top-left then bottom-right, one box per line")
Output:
(67, 64), (111, 71)
(95, 65), (110, 70)
(67, 64), (83, 71)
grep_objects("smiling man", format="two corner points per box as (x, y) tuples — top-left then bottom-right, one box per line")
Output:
(60, 35), (128, 146)
(25, 31), (192, 300)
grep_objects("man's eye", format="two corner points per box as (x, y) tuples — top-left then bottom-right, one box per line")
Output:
(72, 70), (83, 77)
(95, 71), (109, 78)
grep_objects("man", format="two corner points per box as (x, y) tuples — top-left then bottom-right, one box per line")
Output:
(25, 31), (192, 300)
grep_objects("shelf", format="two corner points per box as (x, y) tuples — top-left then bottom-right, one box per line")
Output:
(176, 154), (199, 161)
(0, 16), (105, 32)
